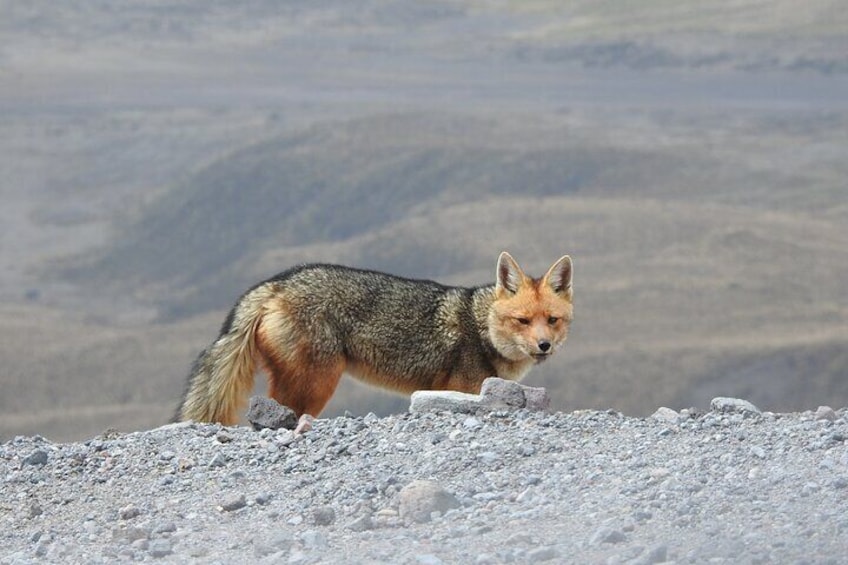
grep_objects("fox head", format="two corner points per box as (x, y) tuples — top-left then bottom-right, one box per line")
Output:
(488, 252), (573, 364)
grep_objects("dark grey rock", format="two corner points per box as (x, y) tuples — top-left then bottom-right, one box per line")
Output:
(254, 493), (273, 505)
(23, 450), (48, 466)
(247, 396), (298, 430)
(219, 494), (247, 512)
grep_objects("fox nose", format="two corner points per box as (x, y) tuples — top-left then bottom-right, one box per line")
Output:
(538, 340), (551, 353)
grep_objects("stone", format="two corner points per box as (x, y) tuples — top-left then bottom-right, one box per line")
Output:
(148, 539), (172, 558)
(815, 406), (837, 421)
(312, 505), (336, 526)
(114, 526), (150, 543)
(750, 446), (766, 459)
(255, 493), (273, 505)
(208, 452), (227, 468)
(215, 430), (234, 443)
(119, 504), (142, 520)
(480, 377), (526, 408)
(463, 417), (483, 431)
(398, 480), (461, 524)
(589, 527), (626, 545)
(409, 391), (487, 414)
(346, 514), (374, 532)
(23, 450), (49, 466)
(522, 386), (551, 411)
(710, 397), (761, 417)
(218, 494), (246, 512)
(410, 380), (551, 414)
(247, 396), (298, 431)
(651, 407), (680, 423)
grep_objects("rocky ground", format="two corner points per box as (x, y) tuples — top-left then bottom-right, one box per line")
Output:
(1, 388), (847, 564)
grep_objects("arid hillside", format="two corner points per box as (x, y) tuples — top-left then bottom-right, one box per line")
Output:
(1, 1), (846, 441)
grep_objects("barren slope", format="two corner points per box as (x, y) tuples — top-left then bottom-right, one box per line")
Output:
(1, 1), (847, 441)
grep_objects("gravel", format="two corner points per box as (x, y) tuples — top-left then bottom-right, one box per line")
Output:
(2, 398), (848, 564)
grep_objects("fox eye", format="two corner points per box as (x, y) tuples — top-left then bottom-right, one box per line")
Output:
(548, 317), (559, 325)
(516, 317), (531, 325)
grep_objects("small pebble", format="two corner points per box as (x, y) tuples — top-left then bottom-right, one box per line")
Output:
(312, 505), (336, 525)
(23, 450), (49, 466)
(148, 539), (172, 558)
(119, 504), (142, 520)
(219, 494), (246, 512)
(589, 527), (626, 545)
(346, 514), (374, 532)
(208, 452), (227, 468)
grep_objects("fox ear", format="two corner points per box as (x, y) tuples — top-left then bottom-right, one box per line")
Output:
(496, 251), (525, 295)
(544, 255), (573, 297)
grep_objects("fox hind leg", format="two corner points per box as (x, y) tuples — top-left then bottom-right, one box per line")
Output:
(263, 355), (345, 418)
(256, 307), (345, 418)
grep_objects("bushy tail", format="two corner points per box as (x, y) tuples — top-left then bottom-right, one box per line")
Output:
(175, 283), (277, 425)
